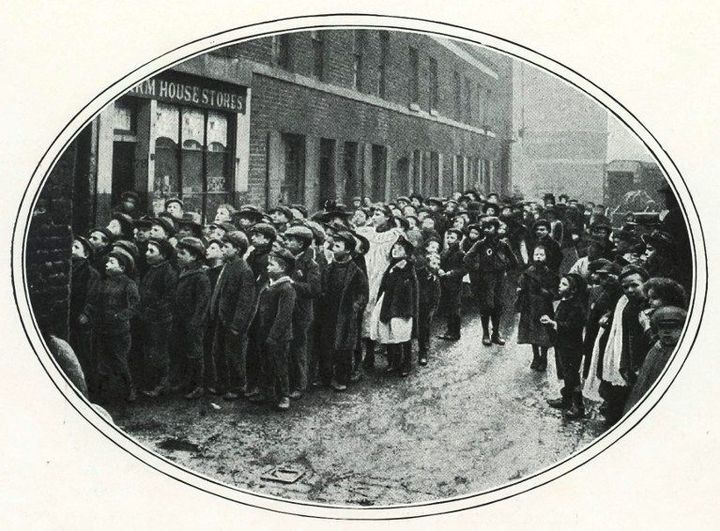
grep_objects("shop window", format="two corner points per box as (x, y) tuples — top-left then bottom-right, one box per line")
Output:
(113, 97), (138, 135)
(378, 31), (389, 98)
(153, 103), (233, 221)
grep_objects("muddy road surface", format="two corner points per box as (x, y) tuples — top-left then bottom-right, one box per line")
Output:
(107, 314), (604, 506)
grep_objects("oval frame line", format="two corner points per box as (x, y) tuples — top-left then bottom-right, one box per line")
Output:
(10, 14), (708, 521)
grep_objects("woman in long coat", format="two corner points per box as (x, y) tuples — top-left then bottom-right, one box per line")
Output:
(516, 245), (557, 370)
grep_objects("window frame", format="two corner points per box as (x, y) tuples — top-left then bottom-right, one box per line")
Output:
(311, 30), (325, 81)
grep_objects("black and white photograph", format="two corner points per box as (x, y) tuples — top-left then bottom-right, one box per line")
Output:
(3, 3), (717, 528)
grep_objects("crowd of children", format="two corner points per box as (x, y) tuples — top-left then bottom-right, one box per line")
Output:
(66, 187), (690, 425)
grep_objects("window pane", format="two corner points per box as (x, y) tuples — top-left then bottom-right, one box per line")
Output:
(153, 103), (180, 213)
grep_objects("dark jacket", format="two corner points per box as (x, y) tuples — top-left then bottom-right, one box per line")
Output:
(209, 254), (256, 334)
(247, 243), (272, 285)
(174, 263), (211, 329)
(553, 296), (586, 351)
(377, 260), (420, 336)
(70, 258), (100, 324)
(416, 260), (441, 314)
(256, 277), (297, 344)
(86, 272), (139, 335)
(463, 235), (518, 273)
(291, 247), (321, 327)
(139, 260), (178, 324)
(439, 244), (465, 290)
(319, 258), (369, 351)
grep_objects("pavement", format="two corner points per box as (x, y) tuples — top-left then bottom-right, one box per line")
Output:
(105, 303), (605, 507)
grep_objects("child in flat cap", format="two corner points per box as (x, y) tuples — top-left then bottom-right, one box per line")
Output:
(316, 231), (369, 390)
(623, 306), (687, 414)
(139, 238), (178, 397)
(84, 247), (140, 402)
(171, 237), (212, 399)
(250, 249), (297, 410)
(209, 231), (257, 400)
(69, 235), (101, 395)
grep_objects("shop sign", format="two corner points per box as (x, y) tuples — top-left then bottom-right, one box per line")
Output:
(128, 71), (247, 114)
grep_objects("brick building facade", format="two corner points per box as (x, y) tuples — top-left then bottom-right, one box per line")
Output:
(66, 29), (514, 232)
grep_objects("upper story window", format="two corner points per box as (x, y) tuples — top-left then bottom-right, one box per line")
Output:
(428, 57), (439, 112)
(378, 31), (390, 98)
(479, 87), (491, 127)
(272, 34), (291, 69)
(454, 71), (462, 121)
(311, 31), (325, 80)
(353, 30), (366, 91)
(408, 46), (419, 105)
(465, 77), (473, 123)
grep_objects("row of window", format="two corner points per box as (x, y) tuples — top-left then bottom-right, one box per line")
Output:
(270, 31), (493, 128)
(277, 131), (495, 206)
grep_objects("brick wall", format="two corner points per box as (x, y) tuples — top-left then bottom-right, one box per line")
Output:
(26, 141), (76, 339)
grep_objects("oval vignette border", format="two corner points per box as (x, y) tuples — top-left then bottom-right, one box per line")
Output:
(10, 13), (708, 521)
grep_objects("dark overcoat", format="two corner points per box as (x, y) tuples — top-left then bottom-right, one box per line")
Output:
(438, 244), (465, 316)
(516, 264), (557, 346)
(210, 254), (256, 334)
(174, 264), (211, 330)
(291, 247), (321, 328)
(319, 259), (369, 351)
(255, 277), (297, 344)
(86, 272), (139, 335)
(139, 260), (178, 324)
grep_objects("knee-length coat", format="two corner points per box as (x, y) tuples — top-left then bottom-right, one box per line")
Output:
(516, 264), (557, 347)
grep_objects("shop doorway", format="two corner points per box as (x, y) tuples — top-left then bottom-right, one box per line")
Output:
(111, 141), (136, 208)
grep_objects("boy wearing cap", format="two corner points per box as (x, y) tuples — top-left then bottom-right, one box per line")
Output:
(88, 227), (113, 273)
(210, 231), (256, 399)
(464, 217), (518, 346)
(317, 231), (368, 390)
(172, 237), (212, 399)
(165, 198), (184, 220)
(530, 220), (562, 273)
(69, 235), (101, 395)
(269, 206), (293, 233)
(250, 249), (297, 410)
(246, 223), (278, 394)
(284, 225), (321, 398)
(83, 247), (140, 402)
(139, 238), (178, 397)
(623, 306), (687, 413)
(437, 228), (466, 341)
